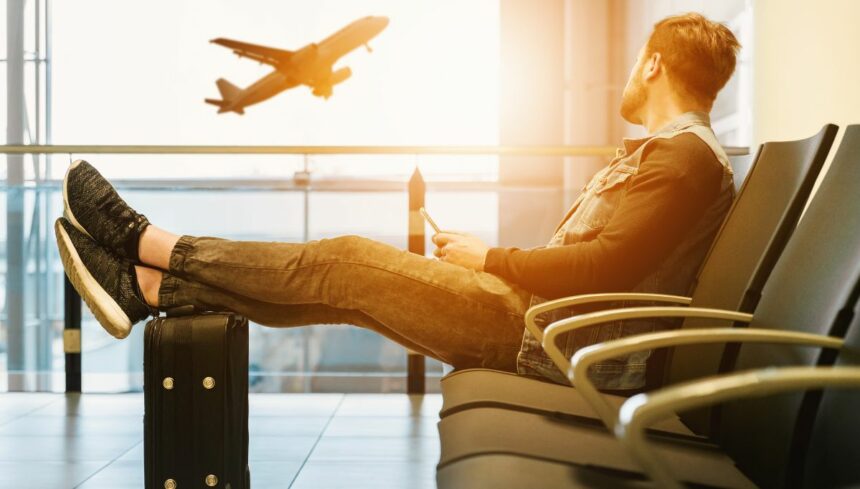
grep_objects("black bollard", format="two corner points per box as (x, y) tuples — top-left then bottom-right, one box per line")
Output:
(406, 167), (427, 394)
(64, 277), (82, 392)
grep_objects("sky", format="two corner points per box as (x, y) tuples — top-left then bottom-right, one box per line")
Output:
(50, 0), (499, 147)
(31, 0), (500, 180)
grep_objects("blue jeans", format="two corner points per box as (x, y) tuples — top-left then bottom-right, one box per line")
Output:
(157, 235), (530, 371)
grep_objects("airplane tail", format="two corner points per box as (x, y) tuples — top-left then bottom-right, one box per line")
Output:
(205, 78), (245, 114)
(215, 78), (242, 100)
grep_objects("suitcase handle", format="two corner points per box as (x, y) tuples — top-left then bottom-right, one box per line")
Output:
(164, 305), (199, 318)
(164, 306), (247, 324)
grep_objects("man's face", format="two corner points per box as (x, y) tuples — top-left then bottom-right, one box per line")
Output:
(620, 46), (648, 125)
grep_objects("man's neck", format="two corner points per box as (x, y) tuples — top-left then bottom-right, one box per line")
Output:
(640, 98), (706, 134)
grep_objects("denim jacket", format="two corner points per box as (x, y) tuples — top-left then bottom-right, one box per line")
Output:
(516, 112), (734, 389)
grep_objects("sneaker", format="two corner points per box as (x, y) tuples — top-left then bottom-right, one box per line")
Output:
(63, 159), (150, 262)
(55, 217), (155, 339)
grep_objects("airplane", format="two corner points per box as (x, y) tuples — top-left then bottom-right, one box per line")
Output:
(205, 15), (389, 115)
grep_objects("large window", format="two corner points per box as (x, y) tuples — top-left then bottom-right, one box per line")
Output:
(1, 0), (501, 392)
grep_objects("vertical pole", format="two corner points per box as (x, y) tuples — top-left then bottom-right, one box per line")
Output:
(35, 0), (41, 146)
(406, 167), (426, 394)
(46, 0), (53, 148)
(34, 0), (50, 390)
(64, 168), (82, 390)
(301, 155), (311, 393)
(46, 0), (64, 391)
(64, 277), (82, 392)
(6, 0), (27, 391)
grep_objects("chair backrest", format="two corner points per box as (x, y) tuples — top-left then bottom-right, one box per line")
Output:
(801, 299), (860, 489)
(729, 152), (756, 194)
(716, 125), (860, 488)
(666, 125), (838, 402)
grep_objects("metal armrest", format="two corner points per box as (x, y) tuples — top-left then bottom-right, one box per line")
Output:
(523, 293), (693, 342)
(569, 327), (842, 430)
(615, 366), (860, 489)
(542, 306), (753, 382)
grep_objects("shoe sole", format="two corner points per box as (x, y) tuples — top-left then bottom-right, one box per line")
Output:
(55, 220), (133, 339)
(63, 159), (96, 241)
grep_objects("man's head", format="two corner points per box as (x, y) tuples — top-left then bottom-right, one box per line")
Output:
(620, 13), (741, 126)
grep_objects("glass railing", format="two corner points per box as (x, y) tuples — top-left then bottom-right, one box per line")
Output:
(0, 144), (749, 393)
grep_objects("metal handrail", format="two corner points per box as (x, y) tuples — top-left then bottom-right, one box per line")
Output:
(0, 179), (566, 192)
(0, 144), (750, 156)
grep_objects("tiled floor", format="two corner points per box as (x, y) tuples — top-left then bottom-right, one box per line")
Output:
(0, 392), (442, 488)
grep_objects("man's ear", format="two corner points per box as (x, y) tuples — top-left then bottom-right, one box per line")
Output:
(643, 52), (662, 81)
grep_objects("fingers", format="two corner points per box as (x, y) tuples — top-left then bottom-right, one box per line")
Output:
(432, 232), (472, 265)
(432, 231), (475, 246)
(434, 243), (456, 264)
(433, 233), (454, 246)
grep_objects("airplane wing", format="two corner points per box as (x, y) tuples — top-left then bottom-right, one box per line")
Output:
(210, 38), (293, 66)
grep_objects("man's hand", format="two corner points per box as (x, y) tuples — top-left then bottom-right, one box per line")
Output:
(432, 231), (490, 271)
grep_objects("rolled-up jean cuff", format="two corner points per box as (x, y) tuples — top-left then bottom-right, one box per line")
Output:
(157, 273), (183, 309)
(168, 235), (196, 275)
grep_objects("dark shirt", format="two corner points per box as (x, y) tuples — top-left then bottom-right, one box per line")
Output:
(484, 132), (724, 299)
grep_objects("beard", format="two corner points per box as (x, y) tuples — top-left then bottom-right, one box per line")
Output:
(620, 70), (647, 125)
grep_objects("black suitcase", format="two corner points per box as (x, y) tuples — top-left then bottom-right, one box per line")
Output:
(144, 307), (251, 489)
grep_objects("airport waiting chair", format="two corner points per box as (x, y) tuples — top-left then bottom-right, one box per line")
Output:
(613, 267), (860, 488)
(439, 124), (838, 435)
(436, 125), (860, 488)
(799, 311), (860, 488)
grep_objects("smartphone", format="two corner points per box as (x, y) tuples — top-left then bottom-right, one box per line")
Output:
(419, 207), (442, 234)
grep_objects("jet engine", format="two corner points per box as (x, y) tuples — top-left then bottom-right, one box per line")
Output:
(329, 67), (352, 85)
(312, 67), (353, 99)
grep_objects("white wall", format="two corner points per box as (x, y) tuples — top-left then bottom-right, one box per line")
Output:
(562, 0), (614, 204)
(753, 0), (860, 146)
(497, 0), (567, 248)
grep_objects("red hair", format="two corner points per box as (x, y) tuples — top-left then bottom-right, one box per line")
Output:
(646, 13), (741, 107)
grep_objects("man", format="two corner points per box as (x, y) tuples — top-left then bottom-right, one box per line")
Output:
(55, 13), (740, 390)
